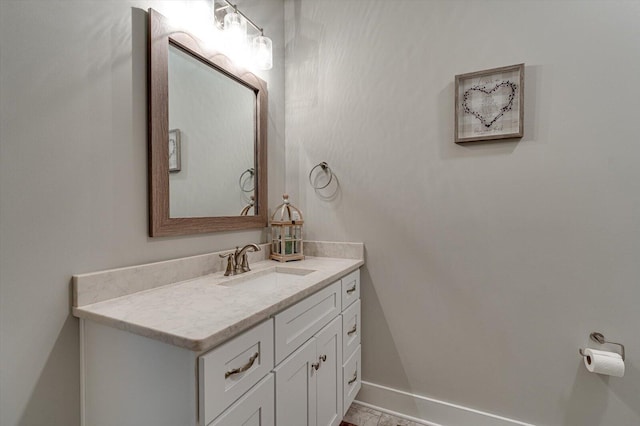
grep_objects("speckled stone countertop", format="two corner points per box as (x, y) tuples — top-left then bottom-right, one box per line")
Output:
(72, 242), (364, 352)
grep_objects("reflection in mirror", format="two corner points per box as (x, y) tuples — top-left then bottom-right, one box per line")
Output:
(148, 8), (268, 237)
(168, 44), (255, 217)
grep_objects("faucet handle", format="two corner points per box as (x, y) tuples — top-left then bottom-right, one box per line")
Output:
(219, 252), (236, 276)
(240, 253), (251, 272)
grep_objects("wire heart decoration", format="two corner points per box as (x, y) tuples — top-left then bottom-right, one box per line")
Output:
(462, 81), (517, 128)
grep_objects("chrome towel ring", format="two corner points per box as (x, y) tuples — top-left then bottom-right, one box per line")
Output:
(239, 168), (255, 192)
(308, 162), (333, 189)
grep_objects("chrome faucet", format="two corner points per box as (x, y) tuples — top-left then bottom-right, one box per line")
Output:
(235, 243), (261, 274)
(219, 244), (261, 276)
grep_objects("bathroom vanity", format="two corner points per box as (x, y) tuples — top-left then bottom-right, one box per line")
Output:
(72, 242), (363, 426)
(71, 10), (364, 425)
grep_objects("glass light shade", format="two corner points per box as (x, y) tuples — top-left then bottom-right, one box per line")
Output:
(224, 12), (247, 46)
(253, 35), (273, 70)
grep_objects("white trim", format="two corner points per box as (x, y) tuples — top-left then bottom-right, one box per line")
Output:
(356, 381), (536, 426)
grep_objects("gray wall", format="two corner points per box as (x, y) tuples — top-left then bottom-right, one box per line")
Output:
(0, 1), (284, 425)
(285, 1), (640, 425)
(3, 0), (640, 425)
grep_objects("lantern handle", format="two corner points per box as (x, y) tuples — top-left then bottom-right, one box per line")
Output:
(240, 196), (255, 216)
(308, 162), (333, 189)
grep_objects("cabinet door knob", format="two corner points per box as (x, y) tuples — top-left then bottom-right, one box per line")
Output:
(225, 352), (259, 379)
(311, 361), (320, 371)
(319, 354), (327, 362)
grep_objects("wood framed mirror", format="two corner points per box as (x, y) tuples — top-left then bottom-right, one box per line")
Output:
(148, 8), (268, 237)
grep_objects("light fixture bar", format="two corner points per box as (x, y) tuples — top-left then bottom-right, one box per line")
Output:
(221, 0), (264, 35)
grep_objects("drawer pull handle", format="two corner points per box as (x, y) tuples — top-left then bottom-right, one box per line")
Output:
(225, 352), (259, 379)
(348, 371), (358, 385)
(346, 284), (357, 294)
(347, 324), (357, 336)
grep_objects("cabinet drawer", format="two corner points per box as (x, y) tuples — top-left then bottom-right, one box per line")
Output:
(199, 319), (274, 426)
(341, 299), (360, 361)
(209, 373), (274, 426)
(342, 345), (361, 416)
(275, 281), (341, 363)
(341, 269), (360, 309)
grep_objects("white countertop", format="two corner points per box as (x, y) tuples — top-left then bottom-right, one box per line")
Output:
(73, 255), (363, 352)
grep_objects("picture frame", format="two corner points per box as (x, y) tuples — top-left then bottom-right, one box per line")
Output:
(168, 128), (181, 172)
(455, 63), (524, 143)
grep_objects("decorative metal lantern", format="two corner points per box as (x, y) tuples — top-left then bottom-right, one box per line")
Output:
(270, 194), (304, 262)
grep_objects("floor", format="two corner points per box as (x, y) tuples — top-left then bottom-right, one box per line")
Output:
(341, 402), (423, 426)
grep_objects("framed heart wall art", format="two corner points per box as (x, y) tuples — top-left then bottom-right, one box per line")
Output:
(455, 63), (524, 143)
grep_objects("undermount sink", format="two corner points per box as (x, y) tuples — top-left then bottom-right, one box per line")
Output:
(220, 266), (316, 291)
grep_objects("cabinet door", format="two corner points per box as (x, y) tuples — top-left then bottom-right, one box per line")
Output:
(315, 316), (343, 426)
(274, 339), (317, 426)
(209, 374), (274, 426)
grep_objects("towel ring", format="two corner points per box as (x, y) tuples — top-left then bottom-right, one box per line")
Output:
(308, 162), (333, 189)
(239, 168), (255, 192)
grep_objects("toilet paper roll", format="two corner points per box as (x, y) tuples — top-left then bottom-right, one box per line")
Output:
(583, 348), (625, 377)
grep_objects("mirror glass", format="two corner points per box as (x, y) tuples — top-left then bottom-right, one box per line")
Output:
(148, 8), (268, 237)
(168, 44), (255, 217)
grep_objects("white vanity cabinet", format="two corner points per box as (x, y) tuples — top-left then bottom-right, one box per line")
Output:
(81, 318), (274, 426)
(274, 313), (342, 426)
(273, 270), (361, 426)
(80, 267), (361, 426)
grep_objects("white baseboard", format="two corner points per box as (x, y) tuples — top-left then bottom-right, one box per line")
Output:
(355, 381), (536, 426)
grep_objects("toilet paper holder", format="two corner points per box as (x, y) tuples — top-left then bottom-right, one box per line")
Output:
(579, 332), (625, 361)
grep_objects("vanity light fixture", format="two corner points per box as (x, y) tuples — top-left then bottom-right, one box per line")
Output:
(223, 8), (246, 49)
(215, 0), (273, 70)
(253, 35), (273, 71)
